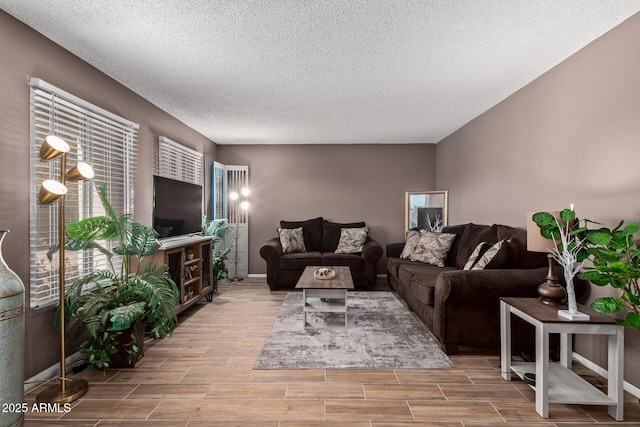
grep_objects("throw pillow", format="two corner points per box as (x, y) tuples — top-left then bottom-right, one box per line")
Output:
(278, 227), (306, 254)
(463, 241), (491, 270)
(410, 230), (456, 267)
(400, 228), (421, 259)
(335, 227), (369, 254)
(471, 239), (517, 270)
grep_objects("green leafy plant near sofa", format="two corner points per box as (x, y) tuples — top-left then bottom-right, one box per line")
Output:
(201, 216), (234, 289)
(533, 208), (640, 329)
(55, 183), (178, 370)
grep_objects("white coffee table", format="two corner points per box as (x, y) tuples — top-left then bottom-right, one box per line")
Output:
(295, 266), (354, 329)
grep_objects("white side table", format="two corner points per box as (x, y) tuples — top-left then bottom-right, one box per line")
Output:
(500, 297), (624, 420)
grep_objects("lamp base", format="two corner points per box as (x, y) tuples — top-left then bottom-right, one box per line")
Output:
(538, 254), (566, 305)
(36, 379), (88, 404)
(538, 281), (567, 305)
(558, 310), (590, 321)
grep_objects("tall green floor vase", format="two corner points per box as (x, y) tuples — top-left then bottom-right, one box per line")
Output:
(0, 230), (25, 427)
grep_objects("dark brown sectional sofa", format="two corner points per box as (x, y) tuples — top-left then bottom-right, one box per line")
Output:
(386, 223), (589, 354)
(260, 217), (383, 290)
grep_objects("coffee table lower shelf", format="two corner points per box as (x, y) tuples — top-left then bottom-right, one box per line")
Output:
(510, 362), (616, 405)
(303, 289), (348, 329)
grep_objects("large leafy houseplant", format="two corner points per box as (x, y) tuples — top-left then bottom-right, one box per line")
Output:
(58, 184), (178, 370)
(201, 216), (234, 289)
(533, 207), (640, 329)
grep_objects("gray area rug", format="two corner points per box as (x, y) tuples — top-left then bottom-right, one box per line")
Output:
(254, 291), (455, 370)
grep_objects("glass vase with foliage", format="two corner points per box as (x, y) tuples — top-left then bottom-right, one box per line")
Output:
(56, 184), (178, 370)
(201, 216), (234, 290)
(533, 207), (640, 329)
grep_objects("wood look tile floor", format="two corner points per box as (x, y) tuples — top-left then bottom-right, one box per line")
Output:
(24, 281), (640, 426)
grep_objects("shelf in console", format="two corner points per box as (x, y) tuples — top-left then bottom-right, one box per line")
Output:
(158, 234), (213, 250)
(510, 362), (615, 405)
(184, 277), (200, 287)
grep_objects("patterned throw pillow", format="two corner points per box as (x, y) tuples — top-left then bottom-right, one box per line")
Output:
(400, 229), (421, 259)
(410, 230), (456, 267)
(471, 239), (504, 270)
(278, 227), (306, 254)
(335, 227), (369, 254)
(463, 242), (491, 270)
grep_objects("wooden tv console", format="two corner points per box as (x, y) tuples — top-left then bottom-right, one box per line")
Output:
(136, 235), (215, 314)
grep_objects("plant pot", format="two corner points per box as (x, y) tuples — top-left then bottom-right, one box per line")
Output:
(110, 322), (145, 369)
(186, 253), (194, 261)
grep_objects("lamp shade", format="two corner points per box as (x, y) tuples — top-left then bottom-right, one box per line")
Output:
(526, 211), (560, 253)
(39, 135), (70, 160)
(38, 180), (68, 205)
(66, 162), (95, 181)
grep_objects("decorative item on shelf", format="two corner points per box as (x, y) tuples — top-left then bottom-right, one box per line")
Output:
(527, 211), (567, 306)
(35, 134), (94, 404)
(314, 267), (336, 280)
(185, 248), (194, 261)
(535, 206), (640, 330)
(0, 230), (26, 427)
(184, 264), (197, 280)
(531, 206), (589, 320)
(229, 187), (249, 282)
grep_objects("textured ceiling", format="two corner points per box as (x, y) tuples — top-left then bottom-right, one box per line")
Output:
(1, 1), (639, 145)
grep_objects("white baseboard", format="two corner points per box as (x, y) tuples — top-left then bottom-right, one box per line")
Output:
(573, 352), (640, 398)
(24, 352), (83, 393)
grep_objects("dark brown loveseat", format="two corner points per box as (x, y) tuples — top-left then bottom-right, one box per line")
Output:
(260, 217), (383, 290)
(386, 223), (589, 354)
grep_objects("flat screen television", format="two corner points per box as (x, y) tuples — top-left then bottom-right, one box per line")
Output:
(152, 175), (203, 238)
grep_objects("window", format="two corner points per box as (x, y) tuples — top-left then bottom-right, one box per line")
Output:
(29, 78), (139, 312)
(158, 136), (203, 185)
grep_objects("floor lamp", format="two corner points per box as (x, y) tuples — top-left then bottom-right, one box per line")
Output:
(230, 187), (249, 282)
(36, 135), (93, 404)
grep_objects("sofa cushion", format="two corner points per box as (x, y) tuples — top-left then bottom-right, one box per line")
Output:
(410, 230), (456, 267)
(400, 228), (421, 259)
(462, 242), (492, 270)
(322, 252), (365, 269)
(442, 223), (469, 267)
(471, 238), (521, 270)
(496, 224), (547, 269)
(454, 224), (499, 269)
(322, 220), (366, 252)
(280, 251), (322, 270)
(280, 217), (323, 252)
(387, 257), (417, 278)
(335, 227), (369, 254)
(278, 227), (306, 254)
(398, 264), (456, 306)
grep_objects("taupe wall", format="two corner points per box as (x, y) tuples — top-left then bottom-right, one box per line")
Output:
(217, 144), (436, 274)
(436, 13), (640, 388)
(0, 11), (216, 378)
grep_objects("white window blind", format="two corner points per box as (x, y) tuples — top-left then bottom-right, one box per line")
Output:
(29, 78), (139, 312)
(158, 136), (203, 185)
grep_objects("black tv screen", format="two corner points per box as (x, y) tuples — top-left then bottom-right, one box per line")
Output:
(153, 175), (203, 238)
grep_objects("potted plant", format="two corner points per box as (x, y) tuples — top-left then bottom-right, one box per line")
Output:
(201, 216), (234, 290)
(533, 207), (640, 329)
(185, 247), (194, 261)
(56, 183), (178, 370)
